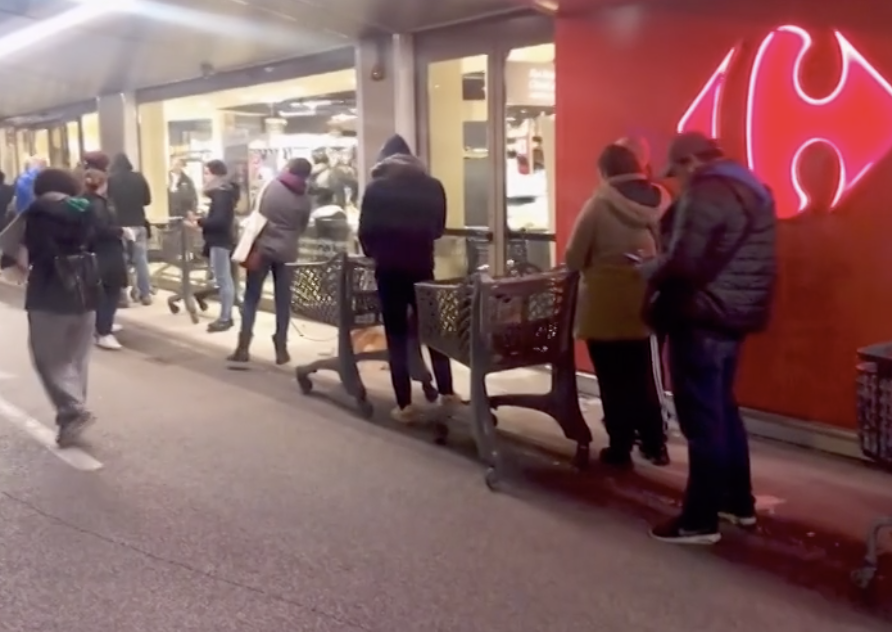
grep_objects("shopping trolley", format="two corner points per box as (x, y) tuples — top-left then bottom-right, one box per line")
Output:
(852, 342), (892, 590)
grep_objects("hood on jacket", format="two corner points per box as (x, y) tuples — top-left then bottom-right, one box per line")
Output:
(278, 172), (307, 195)
(597, 175), (671, 230)
(370, 134), (428, 179)
(111, 153), (133, 173)
(698, 159), (771, 207)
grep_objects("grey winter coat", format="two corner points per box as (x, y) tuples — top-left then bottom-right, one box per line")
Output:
(254, 175), (312, 264)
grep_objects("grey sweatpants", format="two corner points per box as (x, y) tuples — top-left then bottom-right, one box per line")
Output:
(28, 311), (96, 426)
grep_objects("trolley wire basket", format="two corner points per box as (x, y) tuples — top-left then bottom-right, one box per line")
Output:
(415, 267), (592, 489)
(852, 342), (892, 590)
(153, 218), (208, 323)
(291, 252), (436, 418)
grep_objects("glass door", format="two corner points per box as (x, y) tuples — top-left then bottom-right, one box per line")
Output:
(415, 14), (553, 277)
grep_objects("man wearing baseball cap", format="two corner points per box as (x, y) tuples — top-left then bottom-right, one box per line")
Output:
(642, 131), (777, 545)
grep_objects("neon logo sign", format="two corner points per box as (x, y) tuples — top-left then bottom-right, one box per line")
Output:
(678, 26), (892, 219)
(677, 48), (738, 138)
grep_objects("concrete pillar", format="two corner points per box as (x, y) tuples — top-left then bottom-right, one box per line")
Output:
(96, 92), (139, 165)
(138, 101), (169, 221)
(355, 34), (417, 192)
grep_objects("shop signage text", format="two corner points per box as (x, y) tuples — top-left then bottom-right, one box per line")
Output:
(678, 25), (892, 219)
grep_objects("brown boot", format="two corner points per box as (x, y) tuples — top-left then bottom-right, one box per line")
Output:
(272, 334), (290, 365)
(227, 332), (251, 364)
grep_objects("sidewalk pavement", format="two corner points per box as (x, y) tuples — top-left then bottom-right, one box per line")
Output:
(102, 290), (892, 611)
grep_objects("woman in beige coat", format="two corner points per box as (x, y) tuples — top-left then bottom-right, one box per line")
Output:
(565, 144), (672, 467)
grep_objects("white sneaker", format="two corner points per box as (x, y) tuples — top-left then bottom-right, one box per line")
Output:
(391, 404), (422, 424)
(96, 334), (123, 350)
(439, 394), (464, 412)
(111, 323), (123, 333)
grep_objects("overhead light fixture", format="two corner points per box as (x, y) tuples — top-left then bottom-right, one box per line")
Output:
(0, 0), (135, 59)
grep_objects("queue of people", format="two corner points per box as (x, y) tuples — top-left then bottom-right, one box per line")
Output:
(0, 130), (776, 547)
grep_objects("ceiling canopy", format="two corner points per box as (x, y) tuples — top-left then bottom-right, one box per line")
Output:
(0, 0), (528, 119)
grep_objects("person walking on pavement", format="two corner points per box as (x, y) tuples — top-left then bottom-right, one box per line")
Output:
(168, 158), (198, 219)
(358, 134), (460, 422)
(0, 168), (102, 447)
(228, 157), (311, 365)
(107, 153), (152, 305)
(195, 159), (238, 333)
(642, 132), (777, 545)
(81, 152), (130, 351)
(14, 156), (48, 215)
(565, 143), (672, 468)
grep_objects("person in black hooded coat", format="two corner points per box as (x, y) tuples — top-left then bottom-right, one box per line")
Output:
(358, 135), (459, 422)
(107, 153), (152, 304)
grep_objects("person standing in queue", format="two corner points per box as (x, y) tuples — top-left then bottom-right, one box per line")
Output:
(1, 168), (101, 447)
(81, 152), (130, 351)
(168, 158), (198, 219)
(195, 159), (238, 333)
(565, 143), (672, 468)
(108, 153), (153, 305)
(228, 157), (312, 365)
(642, 132), (777, 545)
(358, 134), (459, 422)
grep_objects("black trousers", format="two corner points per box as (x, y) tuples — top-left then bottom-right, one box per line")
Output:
(376, 269), (454, 408)
(587, 338), (666, 454)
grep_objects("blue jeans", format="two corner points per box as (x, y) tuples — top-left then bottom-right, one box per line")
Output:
(127, 225), (152, 299)
(668, 329), (754, 529)
(241, 257), (294, 340)
(95, 285), (120, 336)
(209, 246), (235, 321)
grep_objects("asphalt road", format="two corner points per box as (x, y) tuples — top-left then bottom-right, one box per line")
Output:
(0, 299), (884, 632)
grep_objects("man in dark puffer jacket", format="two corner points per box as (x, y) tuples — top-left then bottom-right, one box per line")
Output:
(643, 132), (776, 546)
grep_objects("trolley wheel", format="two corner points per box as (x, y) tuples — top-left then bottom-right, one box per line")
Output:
(852, 566), (876, 590)
(196, 298), (209, 312)
(296, 372), (313, 394)
(422, 381), (439, 403)
(168, 301), (180, 314)
(432, 422), (449, 445)
(357, 398), (374, 419)
(484, 467), (500, 491)
(490, 414), (499, 428)
(572, 444), (591, 471)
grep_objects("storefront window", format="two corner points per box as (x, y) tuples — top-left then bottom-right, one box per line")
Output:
(81, 113), (100, 152)
(505, 43), (555, 269)
(425, 55), (489, 278)
(138, 69), (358, 223)
(138, 69), (358, 300)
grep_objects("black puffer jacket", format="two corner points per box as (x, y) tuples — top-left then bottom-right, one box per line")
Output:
(358, 135), (446, 276)
(648, 159), (776, 335)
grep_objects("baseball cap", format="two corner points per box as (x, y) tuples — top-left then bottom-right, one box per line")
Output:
(661, 131), (721, 177)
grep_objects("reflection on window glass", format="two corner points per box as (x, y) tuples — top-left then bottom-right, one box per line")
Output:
(426, 55), (489, 278)
(506, 43), (555, 270)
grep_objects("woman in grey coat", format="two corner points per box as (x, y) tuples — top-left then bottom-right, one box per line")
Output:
(228, 158), (312, 365)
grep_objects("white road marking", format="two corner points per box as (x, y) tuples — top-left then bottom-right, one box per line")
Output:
(0, 395), (103, 471)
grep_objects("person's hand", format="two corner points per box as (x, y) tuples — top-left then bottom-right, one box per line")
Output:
(121, 227), (135, 241)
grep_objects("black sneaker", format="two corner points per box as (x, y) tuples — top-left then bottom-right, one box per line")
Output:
(718, 510), (757, 528)
(56, 412), (96, 448)
(207, 319), (234, 333)
(639, 445), (671, 466)
(650, 517), (721, 545)
(598, 446), (634, 469)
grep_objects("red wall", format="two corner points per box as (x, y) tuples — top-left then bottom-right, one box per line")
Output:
(555, 3), (892, 429)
